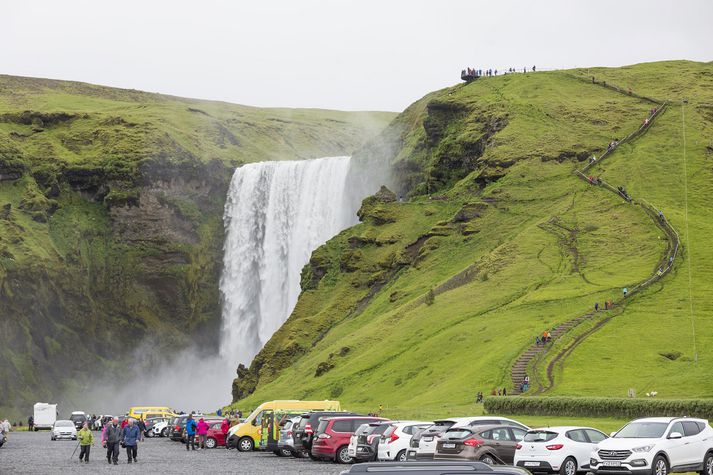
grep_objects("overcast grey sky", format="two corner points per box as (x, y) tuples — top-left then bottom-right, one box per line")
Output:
(3, 0), (712, 111)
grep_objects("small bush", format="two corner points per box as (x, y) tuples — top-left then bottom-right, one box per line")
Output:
(484, 396), (713, 419)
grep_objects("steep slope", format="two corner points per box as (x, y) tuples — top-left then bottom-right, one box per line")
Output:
(0, 75), (395, 417)
(231, 61), (713, 413)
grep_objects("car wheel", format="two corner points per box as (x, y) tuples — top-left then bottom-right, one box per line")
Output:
(280, 448), (292, 457)
(653, 455), (669, 475)
(146, 430), (153, 438)
(701, 452), (713, 475)
(205, 437), (217, 449)
(560, 457), (577, 475)
(396, 449), (408, 462)
(161, 428), (167, 437)
(336, 445), (353, 464)
(237, 437), (254, 452)
(480, 454), (496, 465)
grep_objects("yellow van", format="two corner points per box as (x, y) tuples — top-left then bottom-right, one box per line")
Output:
(229, 400), (340, 452)
(127, 406), (175, 421)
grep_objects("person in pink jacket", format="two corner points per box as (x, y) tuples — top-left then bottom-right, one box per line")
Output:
(196, 418), (210, 450)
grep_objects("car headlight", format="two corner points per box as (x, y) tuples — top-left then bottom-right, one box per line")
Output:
(632, 445), (654, 453)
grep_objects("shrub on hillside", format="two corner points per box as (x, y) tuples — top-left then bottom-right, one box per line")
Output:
(484, 396), (713, 419)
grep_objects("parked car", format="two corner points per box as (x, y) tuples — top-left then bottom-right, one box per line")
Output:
(169, 414), (203, 441)
(144, 417), (170, 437)
(413, 417), (530, 460)
(152, 419), (171, 437)
(292, 411), (359, 458)
(410, 419), (461, 460)
(51, 420), (77, 440)
(514, 426), (608, 475)
(69, 411), (87, 430)
(277, 416), (301, 457)
(434, 424), (527, 464)
(181, 417), (222, 443)
(378, 421), (432, 461)
(590, 417), (713, 475)
(348, 421), (394, 462)
(338, 461), (533, 475)
(311, 416), (388, 463)
(204, 421), (228, 448)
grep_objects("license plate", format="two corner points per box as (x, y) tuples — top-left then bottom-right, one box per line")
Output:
(525, 462), (540, 467)
(603, 461), (622, 467)
(443, 443), (456, 449)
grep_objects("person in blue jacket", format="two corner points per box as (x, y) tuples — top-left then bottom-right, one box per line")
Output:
(185, 414), (197, 451)
(121, 418), (141, 463)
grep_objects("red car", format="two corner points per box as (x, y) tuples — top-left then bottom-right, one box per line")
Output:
(311, 416), (387, 463)
(205, 420), (229, 448)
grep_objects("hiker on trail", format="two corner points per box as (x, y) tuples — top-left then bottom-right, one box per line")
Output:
(523, 67), (527, 73)
(503, 388), (507, 396)
(104, 417), (121, 465)
(644, 118), (650, 126)
(185, 414), (197, 451)
(121, 418), (141, 464)
(78, 422), (94, 464)
(532, 65), (536, 72)
(535, 336), (542, 346)
(590, 154), (596, 164)
(197, 418), (210, 449)
(27, 416), (33, 431)
(497, 388), (501, 396)
(623, 288), (628, 297)
(476, 392), (484, 404)
(592, 76), (595, 83)
(657, 267), (664, 276)
(595, 302), (599, 311)
(524, 375), (530, 385)
(658, 210), (664, 220)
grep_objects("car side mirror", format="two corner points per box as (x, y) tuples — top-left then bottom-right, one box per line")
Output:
(669, 432), (683, 439)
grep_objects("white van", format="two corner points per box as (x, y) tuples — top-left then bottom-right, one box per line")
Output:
(33, 402), (58, 431)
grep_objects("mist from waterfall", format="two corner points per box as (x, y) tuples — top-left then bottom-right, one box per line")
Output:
(219, 156), (356, 367)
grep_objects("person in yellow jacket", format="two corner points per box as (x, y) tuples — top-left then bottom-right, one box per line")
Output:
(78, 422), (94, 463)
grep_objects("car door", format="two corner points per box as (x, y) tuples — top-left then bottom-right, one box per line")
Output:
(584, 429), (608, 467)
(666, 422), (691, 467)
(682, 421), (705, 466)
(567, 429), (594, 467)
(490, 427), (516, 463)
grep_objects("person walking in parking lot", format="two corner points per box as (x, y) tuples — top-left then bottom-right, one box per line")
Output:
(221, 417), (230, 449)
(185, 415), (197, 451)
(104, 417), (122, 465)
(121, 418), (141, 463)
(78, 422), (94, 463)
(197, 418), (209, 449)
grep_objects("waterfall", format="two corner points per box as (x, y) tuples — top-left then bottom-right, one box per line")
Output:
(219, 156), (356, 366)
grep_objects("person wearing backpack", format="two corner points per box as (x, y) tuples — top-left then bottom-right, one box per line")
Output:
(185, 414), (197, 451)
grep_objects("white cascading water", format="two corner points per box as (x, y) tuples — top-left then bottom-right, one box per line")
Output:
(219, 156), (356, 366)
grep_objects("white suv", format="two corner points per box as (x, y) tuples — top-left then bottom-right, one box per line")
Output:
(515, 426), (608, 475)
(590, 417), (713, 475)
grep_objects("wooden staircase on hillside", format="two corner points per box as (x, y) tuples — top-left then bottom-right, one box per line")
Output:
(510, 313), (592, 394)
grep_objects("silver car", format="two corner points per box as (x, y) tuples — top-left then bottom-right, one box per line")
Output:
(277, 416), (301, 457)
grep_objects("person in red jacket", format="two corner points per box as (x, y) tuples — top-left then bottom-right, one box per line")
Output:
(220, 418), (231, 450)
(196, 418), (210, 450)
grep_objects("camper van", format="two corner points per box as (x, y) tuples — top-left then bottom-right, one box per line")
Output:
(33, 402), (58, 431)
(228, 400), (341, 452)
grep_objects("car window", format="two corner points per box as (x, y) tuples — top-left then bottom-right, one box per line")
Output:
(585, 429), (607, 443)
(615, 422), (668, 438)
(566, 430), (588, 443)
(332, 420), (353, 433)
(211, 423), (221, 430)
(487, 427), (512, 441)
(469, 419), (501, 427)
(683, 422), (701, 437)
(316, 420), (329, 434)
(446, 429), (473, 439)
(524, 431), (558, 442)
(510, 428), (527, 441)
(670, 422), (685, 437)
(253, 411), (264, 426)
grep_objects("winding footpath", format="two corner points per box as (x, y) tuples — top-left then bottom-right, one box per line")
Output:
(510, 78), (680, 395)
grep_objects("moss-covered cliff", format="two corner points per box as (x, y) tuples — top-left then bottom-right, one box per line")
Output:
(0, 75), (395, 417)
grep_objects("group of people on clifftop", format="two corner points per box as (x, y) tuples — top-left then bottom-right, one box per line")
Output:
(461, 65), (537, 80)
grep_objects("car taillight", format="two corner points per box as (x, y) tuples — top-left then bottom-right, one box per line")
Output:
(389, 432), (399, 443)
(463, 438), (484, 447)
(516, 443), (522, 450)
(174, 425), (180, 431)
(305, 423), (313, 434)
(317, 433), (331, 439)
(287, 431), (292, 437)
(546, 444), (564, 450)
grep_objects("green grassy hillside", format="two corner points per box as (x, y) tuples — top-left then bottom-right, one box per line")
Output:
(0, 75), (394, 418)
(231, 60), (713, 415)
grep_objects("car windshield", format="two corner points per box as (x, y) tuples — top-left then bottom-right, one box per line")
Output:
(615, 422), (668, 438)
(56, 421), (73, 427)
(69, 414), (85, 420)
(524, 431), (559, 442)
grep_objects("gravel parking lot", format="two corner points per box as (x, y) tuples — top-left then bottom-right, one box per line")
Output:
(1, 431), (346, 474)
